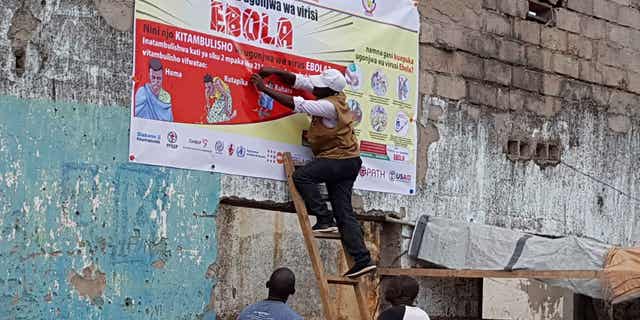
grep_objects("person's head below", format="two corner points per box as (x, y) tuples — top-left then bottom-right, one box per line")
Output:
(384, 275), (420, 307)
(309, 69), (346, 98)
(266, 267), (296, 303)
(148, 58), (164, 95)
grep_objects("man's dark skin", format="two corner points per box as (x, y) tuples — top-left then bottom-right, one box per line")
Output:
(265, 267), (296, 303)
(250, 67), (338, 108)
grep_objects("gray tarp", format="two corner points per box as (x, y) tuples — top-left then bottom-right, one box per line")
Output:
(408, 216), (611, 299)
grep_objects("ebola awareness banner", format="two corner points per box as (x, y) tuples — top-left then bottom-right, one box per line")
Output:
(129, 0), (419, 194)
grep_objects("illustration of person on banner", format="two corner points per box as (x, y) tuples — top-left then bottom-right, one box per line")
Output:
(134, 58), (173, 122)
(255, 92), (275, 119)
(203, 74), (236, 124)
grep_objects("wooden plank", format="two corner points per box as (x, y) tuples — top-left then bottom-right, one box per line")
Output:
(219, 197), (392, 222)
(378, 268), (602, 279)
(313, 231), (341, 239)
(326, 275), (359, 285)
(283, 153), (336, 320)
(219, 197), (296, 213)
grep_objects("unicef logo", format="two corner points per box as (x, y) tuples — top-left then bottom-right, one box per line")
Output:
(167, 131), (178, 144)
(215, 140), (224, 154)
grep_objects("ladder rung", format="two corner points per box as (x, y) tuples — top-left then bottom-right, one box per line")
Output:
(326, 275), (359, 285)
(313, 231), (341, 239)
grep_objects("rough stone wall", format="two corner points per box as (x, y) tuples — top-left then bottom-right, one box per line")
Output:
(0, 0), (133, 107)
(414, 0), (640, 318)
(413, 0), (640, 244)
(1, 0), (640, 319)
(211, 206), (381, 320)
(218, 0), (640, 248)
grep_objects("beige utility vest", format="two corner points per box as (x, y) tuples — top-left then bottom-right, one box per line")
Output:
(307, 92), (360, 159)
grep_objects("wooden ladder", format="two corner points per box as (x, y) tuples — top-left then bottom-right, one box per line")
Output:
(283, 152), (370, 320)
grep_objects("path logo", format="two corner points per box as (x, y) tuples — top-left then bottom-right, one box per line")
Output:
(362, 0), (376, 15)
(359, 166), (386, 179)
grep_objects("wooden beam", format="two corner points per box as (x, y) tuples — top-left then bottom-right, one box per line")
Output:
(220, 197), (296, 213)
(378, 268), (602, 279)
(326, 275), (359, 285)
(219, 197), (392, 222)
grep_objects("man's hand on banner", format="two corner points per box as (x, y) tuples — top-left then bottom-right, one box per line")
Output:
(251, 74), (267, 92)
(258, 67), (279, 78)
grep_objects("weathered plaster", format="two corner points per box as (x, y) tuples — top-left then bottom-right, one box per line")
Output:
(483, 279), (574, 320)
(1, 0), (637, 246)
(0, 96), (220, 319)
(212, 206), (380, 320)
(2, 0), (640, 318)
(223, 95), (640, 246)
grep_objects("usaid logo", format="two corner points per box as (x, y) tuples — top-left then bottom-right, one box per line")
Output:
(389, 170), (412, 183)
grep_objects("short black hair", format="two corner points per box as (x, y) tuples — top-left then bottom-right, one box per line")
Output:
(204, 74), (213, 83)
(267, 267), (295, 297)
(384, 276), (419, 306)
(149, 58), (163, 71)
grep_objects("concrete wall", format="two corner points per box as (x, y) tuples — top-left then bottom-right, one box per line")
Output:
(0, 96), (220, 318)
(211, 206), (381, 320)
(483, 279), (574, 320)
(1, 0), (640, 318)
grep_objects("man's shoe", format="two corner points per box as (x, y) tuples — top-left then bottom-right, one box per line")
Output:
(312, 221), (338, 233)
(344, 263), (377, 278)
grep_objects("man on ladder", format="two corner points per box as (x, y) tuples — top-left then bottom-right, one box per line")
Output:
(251, 67), (376, 278)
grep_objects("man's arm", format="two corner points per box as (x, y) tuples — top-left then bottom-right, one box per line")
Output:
(251, 74), (295, 110)
(251, 74), (337, 121)
(259, 67), (296, 86)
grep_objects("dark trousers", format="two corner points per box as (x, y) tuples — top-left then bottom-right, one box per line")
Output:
(292, 156), (372, 266)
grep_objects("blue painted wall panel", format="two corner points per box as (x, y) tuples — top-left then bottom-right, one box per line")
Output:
(0, 96), (220, 319)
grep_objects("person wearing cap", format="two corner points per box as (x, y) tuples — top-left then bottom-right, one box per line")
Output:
(251, 67), (376, 278)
